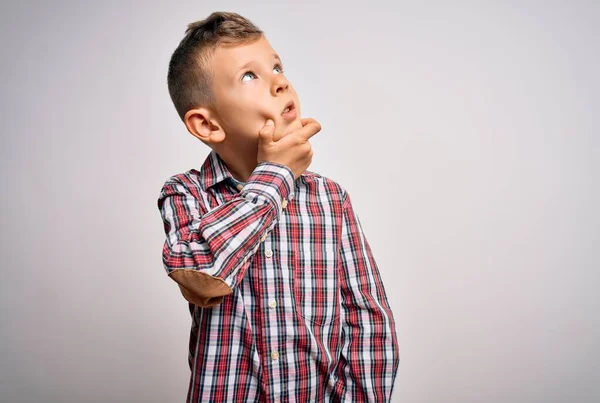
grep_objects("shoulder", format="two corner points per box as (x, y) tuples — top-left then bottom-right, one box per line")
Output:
(160, 168), (202, 187)
(157, 169), (204, 203)
(299, 169), (349, 205)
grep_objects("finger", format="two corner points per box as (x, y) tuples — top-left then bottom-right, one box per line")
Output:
(300, 117), (317, 127)
(258, 119), (275, 143)
(296, 119), (322, 140)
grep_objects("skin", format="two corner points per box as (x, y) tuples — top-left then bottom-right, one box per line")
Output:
(183, 34), (304, 183)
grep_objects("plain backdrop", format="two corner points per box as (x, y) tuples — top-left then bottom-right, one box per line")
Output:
(1, 1), (598, 402)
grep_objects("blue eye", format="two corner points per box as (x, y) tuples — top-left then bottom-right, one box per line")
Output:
(241, 63), (285, 82)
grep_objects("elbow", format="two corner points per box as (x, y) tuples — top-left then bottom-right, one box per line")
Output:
(168, 269), (233, 308)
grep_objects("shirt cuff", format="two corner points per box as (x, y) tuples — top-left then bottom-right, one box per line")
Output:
(241, 161), (295, 213)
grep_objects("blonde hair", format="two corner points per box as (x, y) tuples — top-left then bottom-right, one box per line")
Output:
(167, 12), (263, 121)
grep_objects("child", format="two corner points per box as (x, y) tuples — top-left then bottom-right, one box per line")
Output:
(157, 11), (399, 402)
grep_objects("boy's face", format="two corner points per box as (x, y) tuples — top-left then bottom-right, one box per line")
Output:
(206, 35), (302, 145)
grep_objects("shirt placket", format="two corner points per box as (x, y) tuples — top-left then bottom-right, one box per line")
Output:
(231, 176), (291, 403)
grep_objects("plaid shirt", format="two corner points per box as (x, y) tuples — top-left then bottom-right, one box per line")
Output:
(157, 150), (400, 402)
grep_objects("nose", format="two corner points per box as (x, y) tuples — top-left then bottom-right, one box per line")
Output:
(271, 74), (289, 95)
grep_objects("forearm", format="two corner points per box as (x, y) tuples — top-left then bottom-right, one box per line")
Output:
(338, 292), (400, 402)
(158, 161), (295, 307)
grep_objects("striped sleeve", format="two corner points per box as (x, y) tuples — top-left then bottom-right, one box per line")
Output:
(336, 190), (400, 402)
(157, 161), (295, 307)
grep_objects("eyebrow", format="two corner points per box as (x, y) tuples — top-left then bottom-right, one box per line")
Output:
(234, 53), (282, 77)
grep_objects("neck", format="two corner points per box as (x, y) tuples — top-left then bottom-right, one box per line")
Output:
(214, 142), (259, 183)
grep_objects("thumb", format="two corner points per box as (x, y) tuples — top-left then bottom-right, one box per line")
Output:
(258, 119), (275, 143)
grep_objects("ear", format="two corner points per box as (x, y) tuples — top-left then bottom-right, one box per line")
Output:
(184, 107), (226, 144)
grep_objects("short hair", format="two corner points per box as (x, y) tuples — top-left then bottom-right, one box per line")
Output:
(167, 12), (264, 122)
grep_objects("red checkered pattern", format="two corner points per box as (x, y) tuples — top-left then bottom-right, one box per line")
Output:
(157, 150), (399, 402)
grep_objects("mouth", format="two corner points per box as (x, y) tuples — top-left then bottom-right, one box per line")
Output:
(281, 100), (295, 115)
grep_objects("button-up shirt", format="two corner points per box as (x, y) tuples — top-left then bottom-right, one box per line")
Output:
(157, 150), (400, 402)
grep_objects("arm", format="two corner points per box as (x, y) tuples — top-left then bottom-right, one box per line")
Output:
(336, 190), (400, 402)
(157, 161), (294, 308)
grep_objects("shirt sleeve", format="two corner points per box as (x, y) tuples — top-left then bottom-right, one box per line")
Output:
(336, 190), (400, 402)
(157, 161), (295, 308)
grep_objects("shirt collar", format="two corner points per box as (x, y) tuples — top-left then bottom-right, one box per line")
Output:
(199, 149), (312, 191)
(199, 149), (240, 191)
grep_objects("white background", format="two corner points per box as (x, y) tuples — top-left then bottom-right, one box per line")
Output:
(1, 1), (598, 402)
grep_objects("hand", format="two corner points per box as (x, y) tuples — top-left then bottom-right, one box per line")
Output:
(257, 118), (322, 180)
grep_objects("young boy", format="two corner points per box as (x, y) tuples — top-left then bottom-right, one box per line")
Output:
(157, 12), (399, 402)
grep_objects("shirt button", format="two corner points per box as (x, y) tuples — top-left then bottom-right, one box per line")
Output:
(265, 249), (273, 258)
(268, 299), (277, 309)
(271, 351), (280, 360)
(236, 183), (243, 191)
(260, 232), (267, 242)
(281, 199), (288, 209)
